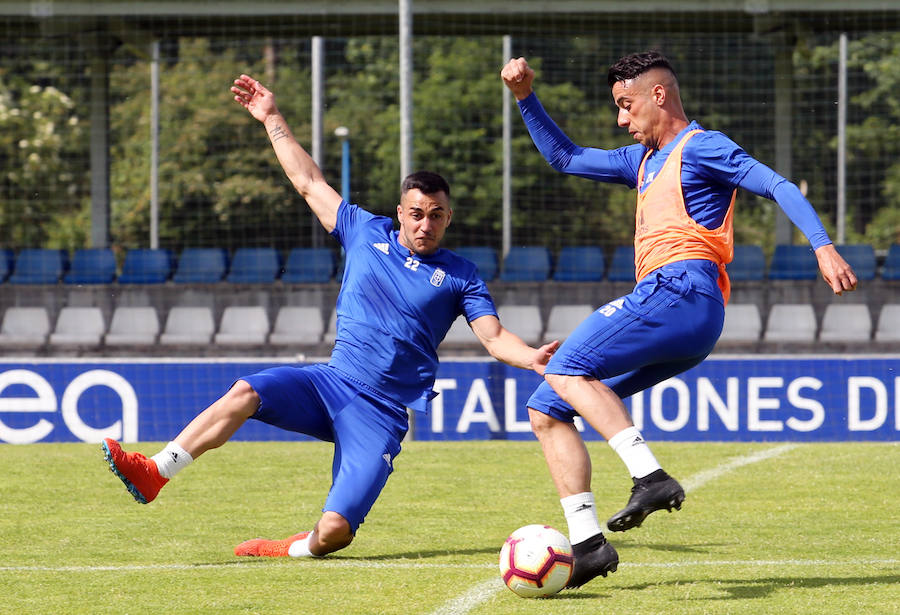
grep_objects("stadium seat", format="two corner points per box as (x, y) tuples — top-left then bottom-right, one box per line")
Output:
(553, 246), (605, 282)
(104, 306), (160, 346)
(118, 249), (173, 284)
(719, 303), (763, 343)
(875, 304), (900, 343)
(159, 306), (216, 345)
(214, 306), (270, 345)
(48, 306), (105, 347)
(323, 309), (338, 344)
(0, 307), (51, 347)
(763, 304), (817, 342)
(442, 315), (478, 345)
(768, 245), (818, 280)
(835, 244), (876, 281)
(818, 303), (872, 342)
(543, 304), (593, 342)
(607, 245), (635, 282)
(727, 244), (765, 282)
(881, 244), (900, 281)
(0, 248), (14, 283)
(64, 248), (117, 284)
(268, 306), (325, 346)
(498, 305), (543, 345)
(282, 247), (336, 283)
(226, 247), (282, 283)
(456, 246), (499, 282)
(8, 248), (68, 284)
(172, 248), (229, 283)
(499, 246), (552, 282)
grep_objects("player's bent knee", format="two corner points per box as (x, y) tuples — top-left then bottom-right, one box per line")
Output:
(226, 379), (261, 418)
(314, 512), (354, 554)
(528, 407), (561, 435)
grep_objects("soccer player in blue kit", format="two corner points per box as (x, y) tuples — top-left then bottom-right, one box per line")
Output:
(101, 74), (559, 559)
(501, 51), (857, 588)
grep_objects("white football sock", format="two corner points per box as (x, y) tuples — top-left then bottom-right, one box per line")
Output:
(287, 533), (316, 558)
(560, 492), (603, 545)
(151, 442), (193, 479)
(608, 426), (661, 479)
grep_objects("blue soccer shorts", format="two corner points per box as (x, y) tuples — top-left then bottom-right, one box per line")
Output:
(241, 364), (409, 533)
(528, 260), (725, 423)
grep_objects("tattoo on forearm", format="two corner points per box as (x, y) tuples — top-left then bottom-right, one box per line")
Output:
(269, 124), (288, 143)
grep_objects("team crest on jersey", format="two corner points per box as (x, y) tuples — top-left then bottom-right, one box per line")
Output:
(430, 268), (446, 287)
(373, 242), (389, 255)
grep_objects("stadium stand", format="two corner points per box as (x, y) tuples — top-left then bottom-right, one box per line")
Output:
(214, 306), (270, 346)
(499, 246), (552, 282)
(818, 303), (872, 342)
(441, 315), (478, 345)
(104, 306), (160, 346)
(172, 248), (229, 283)
(8, 248), (68, 284)
(281, 247), (336, 283)
(882, 244), (900, 280)
(763, 304), (818, 342)
(225, 247), (282, 284)
(456, 246), (498, 282)
(719, 303), (763, 343)
(268, 306), (325, 346)
(727, 244), (766, 282)
(64, 248), (117, 285)
(117, 248), (173, 284)
(607, 245), (635, 282)
(835, 244), (877, 281)
(875, 304), (900, 343)
(0, 249), (14, 283)
(543, 304), (594, 342)
(323, 309), (338, 344)
(0, 307), (51, 348)
(768, 245), (819, 280)
(553, 246), (605, 282)
(159, 306), (216, 345)
(498, 304), (543, 344)
(48, 306), (105, 347)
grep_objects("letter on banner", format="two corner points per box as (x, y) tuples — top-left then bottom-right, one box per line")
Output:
(0, 369), (56, 444)
(457, 378), (501, 432)
(748, 377), (784, 431)
(61, 370), (139, 443)
(847, 376), (887, 431)
(429, 379), (457, 433)
(785, 377), (824, 432)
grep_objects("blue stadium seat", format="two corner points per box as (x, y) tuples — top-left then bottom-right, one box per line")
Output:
(118, 249), (173, 284)
(499, 246), (552, 282)
(836, 244), (876, 281)
(607, 245), (635, 282)
(883, 244), (900, 281)
(172, 248), (229, 283)
(0, 249), (14, 283)
(282, 247), (336, 283)
(456, 246), (498, 282)
(8, 248), (68, 284)
(553, 246), (605, 282)
(64, 248), (117, 284)
(727, 244), (765, 282)
(768, 244), (818, 280)
(226, 247), (282, 283)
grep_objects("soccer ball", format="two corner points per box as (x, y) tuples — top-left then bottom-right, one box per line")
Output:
(498, 524), (574, 598)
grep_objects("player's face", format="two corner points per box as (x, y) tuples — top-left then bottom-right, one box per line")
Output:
(396, 188), (452, 256)
(611, 76), (662, 149)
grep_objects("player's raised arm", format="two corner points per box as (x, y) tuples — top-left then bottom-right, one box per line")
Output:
(232, 74), (341, 233)
(500, 57), (536, 101)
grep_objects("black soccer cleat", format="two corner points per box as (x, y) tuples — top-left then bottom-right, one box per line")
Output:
(606, 471), (685, 532)
(565, 533), (619, 589)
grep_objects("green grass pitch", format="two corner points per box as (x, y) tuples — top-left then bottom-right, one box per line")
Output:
(1, 441), (897, 614)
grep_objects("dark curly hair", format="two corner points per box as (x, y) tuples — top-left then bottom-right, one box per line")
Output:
(607, 51), (677, 88)
(401, 171), (451, 197)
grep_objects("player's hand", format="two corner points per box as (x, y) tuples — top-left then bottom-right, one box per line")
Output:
(815, 244), (858, 295)
(532, 340), (560, 376)
(231, 74), (278, 123)
(501, 57), (535, 101)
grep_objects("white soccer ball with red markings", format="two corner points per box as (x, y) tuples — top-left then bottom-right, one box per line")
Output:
(498, 524), (573, 598)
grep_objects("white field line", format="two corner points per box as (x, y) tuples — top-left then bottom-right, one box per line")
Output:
(427, 442), (800, 615)
(2, 557), (897, 574)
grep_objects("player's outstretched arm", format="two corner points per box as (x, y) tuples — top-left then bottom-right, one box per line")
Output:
(231, 74), (341, 233)
(469, 314), (559, 375)
(815, 244), (858, 295)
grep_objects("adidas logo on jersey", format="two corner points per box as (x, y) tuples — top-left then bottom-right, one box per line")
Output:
(373, 242), (389, 255)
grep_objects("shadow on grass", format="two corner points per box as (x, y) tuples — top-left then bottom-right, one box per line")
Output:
(337, 546), (500, 561)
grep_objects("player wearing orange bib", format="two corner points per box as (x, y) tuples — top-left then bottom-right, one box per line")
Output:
(501, 51), (857, 589)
